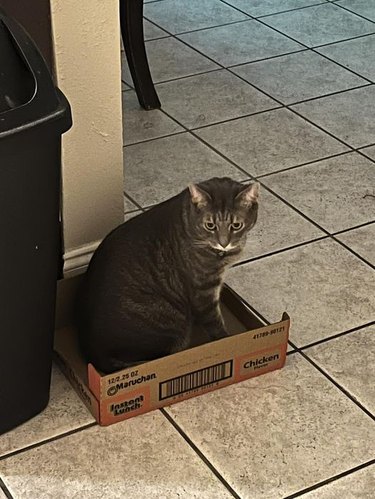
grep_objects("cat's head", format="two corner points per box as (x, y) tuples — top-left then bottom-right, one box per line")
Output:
(187, 177), (259, 257)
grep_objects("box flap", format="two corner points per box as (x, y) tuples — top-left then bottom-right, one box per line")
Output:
(54, 274), (290, 427)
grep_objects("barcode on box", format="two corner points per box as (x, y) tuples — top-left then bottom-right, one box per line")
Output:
(159, 360), (233, 400)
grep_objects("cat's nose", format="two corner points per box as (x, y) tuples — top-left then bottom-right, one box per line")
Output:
(218, 234), (230, 248)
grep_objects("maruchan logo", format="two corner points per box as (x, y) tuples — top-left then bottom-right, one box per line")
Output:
(110, 395), (144, 416)
(107, 373), (156, 396)
(244, 354), (279, 370)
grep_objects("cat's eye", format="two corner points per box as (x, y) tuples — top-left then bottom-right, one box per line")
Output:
(231, 222), (244, 231)
(204, 221), (216, 231)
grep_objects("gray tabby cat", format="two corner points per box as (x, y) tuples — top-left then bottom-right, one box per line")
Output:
(78, 177), (259, 373)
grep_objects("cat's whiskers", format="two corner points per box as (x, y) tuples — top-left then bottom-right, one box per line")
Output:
(212, 243), (237, 252)
(192, 240), (209, 248)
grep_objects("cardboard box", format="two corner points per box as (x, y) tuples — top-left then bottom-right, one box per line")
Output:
(54, 275), (290, 426)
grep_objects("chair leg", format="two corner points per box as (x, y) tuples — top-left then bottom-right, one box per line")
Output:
(120, 0), (161, 110)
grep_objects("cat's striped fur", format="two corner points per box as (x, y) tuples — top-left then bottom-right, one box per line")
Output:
(78, 177), (259, 373)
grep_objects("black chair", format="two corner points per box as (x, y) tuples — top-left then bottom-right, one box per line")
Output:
(120, 0), (161, 110)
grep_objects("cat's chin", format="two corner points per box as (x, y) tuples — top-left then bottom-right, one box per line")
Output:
(209, 245), (241, 259)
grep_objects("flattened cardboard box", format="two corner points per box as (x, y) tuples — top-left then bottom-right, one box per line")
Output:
(54, 275), (290, 426)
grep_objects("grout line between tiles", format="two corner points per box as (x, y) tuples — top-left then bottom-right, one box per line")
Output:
(123, 85), (373, 162)
(286, 348), (298, 356)
(254, 2), (333, 19)
(143, 17), (252, 37)
(216, 4), (375, 83)
(284, 458), (375, 498)
(241, 183), (375, 269)
(160, 23), (325, 114)
(356, 147), (375, 166)
(220, 275), (374, 366)
(124, 67), (223, 88)
(143, 19), (171, 41)
(124, 33), (375, 90)
(277, 37), (372, 85)
(239, 42), (374, 94)
(299, 320), (375, 351)
(142, 17), (308, 96)
(359, 141), (375, 150)
(249, 1), (335, 19)
(137, 18), (375, 161)
(126, 118), (375, 272)
(151, 109), (375, 271)
(0, 422), (97, 462)
(258, 2), (375, 26)
(311, 30), (375, 50)
(160, 408), (241, 499)
(124, 88), (374, 180)
(222, 74), (374, 139)
(228, 47), (375, 86)
(277, 83), (372, 106)
(144, 2), (375, 82)
(288, 340), (299, 352)
(330, 236), (375, 270)
(122, 53), (374, 114)
(157, 108), (251, 177)
(255, 151), (351, 179)
(233, 300), (374, 361)
(307, 50), (374, 85)
(233, 236), (329, 267)
(188, 104), (283, 132)
(235, 180), (333, 238)
(299, 350), (375, 421)
(145, 34), (170, 42)
(121, 79), (134, 90)
(237, 211), (374, 272)
(123, 192), (146, 211)
(147, 0), (375, 39)
(333, 219), (375, 236)
(328, 2), (375, 24)
(253, 26), (375, 82)
(0, 478), (13, 499)
(125, 18), (375, 91)
(227, 47), (310, 70)
(124, 129), (186, 148)
(286, 106), (365, 152)
(286, 103), (365, 149)
(148, 20), (244, 71)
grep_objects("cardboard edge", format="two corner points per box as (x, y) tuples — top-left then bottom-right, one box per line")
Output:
(91, 312), (290, 401)
(88, 363), (102, 399)
(54, 277), (291, 426)
(222, 284), (266, 330)
(54, 351), (100, 422)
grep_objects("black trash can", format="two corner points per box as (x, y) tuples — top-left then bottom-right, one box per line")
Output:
(0, 9), (72, 434)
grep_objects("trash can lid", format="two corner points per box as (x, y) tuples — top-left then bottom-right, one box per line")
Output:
(0, 9), (71, 138)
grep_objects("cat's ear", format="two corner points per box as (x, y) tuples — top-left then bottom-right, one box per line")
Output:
(188, 184), (211, 208)
(236, 182), (260, 207)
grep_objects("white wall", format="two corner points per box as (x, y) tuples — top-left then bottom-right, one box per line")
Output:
(50, 0), (124, 275)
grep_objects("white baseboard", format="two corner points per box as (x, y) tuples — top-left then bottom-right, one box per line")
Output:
(63, 240), (101, 277)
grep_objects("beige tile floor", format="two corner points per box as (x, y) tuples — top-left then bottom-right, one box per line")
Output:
(1, 0), (375, 497)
